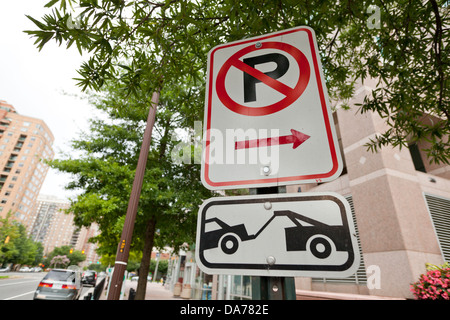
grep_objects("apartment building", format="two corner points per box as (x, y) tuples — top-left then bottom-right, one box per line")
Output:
(0, 100), (54, 227)
(31, 195), (66, 245)
(30, 194), (100, 267)
(30, 195), (73, 254)
(73, 222), (101, 267)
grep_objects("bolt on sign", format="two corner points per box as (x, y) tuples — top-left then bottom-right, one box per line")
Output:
(201, 26), (343, 190)
(195, 192), (360, 278)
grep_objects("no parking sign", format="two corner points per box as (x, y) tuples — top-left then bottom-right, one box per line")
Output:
(201, 26), (343, 190)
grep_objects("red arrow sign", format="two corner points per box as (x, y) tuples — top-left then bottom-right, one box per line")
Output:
(235, 129), (310, 150)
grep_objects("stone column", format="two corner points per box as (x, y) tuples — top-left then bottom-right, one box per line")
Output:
(336, 82), (444, 298)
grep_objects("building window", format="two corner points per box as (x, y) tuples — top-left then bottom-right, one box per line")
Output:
(409, 143), (426, 173)
(424, 194), (450, 263)
(230, 275), (252, 300)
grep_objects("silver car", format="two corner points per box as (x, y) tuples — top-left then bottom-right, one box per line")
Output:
(34, 269), (83, 300)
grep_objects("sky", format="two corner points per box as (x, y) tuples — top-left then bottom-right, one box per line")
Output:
(0, 1), (103, 200)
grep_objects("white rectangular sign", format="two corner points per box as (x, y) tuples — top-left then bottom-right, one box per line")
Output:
(202, 27), (343, 190)
(195, 192), (360, 278)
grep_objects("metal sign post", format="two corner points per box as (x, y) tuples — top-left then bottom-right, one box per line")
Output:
(252, 187), (295, 300)
(252, 276), (296, 300)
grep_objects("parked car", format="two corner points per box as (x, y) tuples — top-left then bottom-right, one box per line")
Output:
(33, 269), (83, 300)
(131, 275), (152, 282)
(81, 270), (97, 286)
(19, 267), (30, 272)
(0, 266), (10, 273)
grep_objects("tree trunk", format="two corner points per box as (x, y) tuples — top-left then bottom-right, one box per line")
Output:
(134, 216), (157, 300)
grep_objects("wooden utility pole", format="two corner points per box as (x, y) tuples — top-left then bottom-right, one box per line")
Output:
(107, 91), (160, 300)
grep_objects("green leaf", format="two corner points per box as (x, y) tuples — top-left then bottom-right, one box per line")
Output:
(44, 0), (60, 8)
(25, 15), (48, 30)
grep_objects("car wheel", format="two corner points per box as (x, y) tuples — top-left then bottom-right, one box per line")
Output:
(220, 234), (240, 255)
(308, 235), (334, 259)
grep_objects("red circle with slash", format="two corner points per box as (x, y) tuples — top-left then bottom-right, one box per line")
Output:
(216, 42), (310, 116)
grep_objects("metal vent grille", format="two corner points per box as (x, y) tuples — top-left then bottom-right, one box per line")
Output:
(312, 195), (367, 284)
(424, 193), (450, 263)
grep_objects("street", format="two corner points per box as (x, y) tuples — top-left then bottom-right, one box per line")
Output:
(0, 272), (93, 300)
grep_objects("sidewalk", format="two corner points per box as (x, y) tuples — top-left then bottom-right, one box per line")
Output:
(100, 279), (183, 300)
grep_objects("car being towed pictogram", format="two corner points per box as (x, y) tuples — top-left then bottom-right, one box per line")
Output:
(202, 210), (352, 259)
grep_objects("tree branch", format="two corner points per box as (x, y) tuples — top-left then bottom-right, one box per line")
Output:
(429, 0), (449, 120)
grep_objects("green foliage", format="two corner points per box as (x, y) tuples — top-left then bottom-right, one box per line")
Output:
(150, 258), (168, 279)
(43, 245), (86, 268)
(24, 0), (449, 163)
(48, 81), (214, 259)
(85, 263), (107, 272)
(0, 212), (43, 266)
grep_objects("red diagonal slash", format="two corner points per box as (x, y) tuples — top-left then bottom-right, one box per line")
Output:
(235, 129), (310, 150)
(231, 59), (295, 97)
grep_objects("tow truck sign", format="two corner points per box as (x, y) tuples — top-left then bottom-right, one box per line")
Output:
(195, 192), (360, 278)
(202, 26), (343, 190)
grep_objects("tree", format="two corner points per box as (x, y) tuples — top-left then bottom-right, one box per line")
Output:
(50, 255), (70, 268)
(33, 242), (44, 267)
(48, 85), (213, 299)
(0, 212), (20, 266)
(86, 262), (107, 272)
(150, 258), (168, 281)
(44, 245), (86, 267)
(25, 0), (449, 163)
(0, 212), (42, 267)
(14, 224), (38, 266)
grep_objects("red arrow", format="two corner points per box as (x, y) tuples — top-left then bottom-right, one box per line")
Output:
(235, 129), (310, 150)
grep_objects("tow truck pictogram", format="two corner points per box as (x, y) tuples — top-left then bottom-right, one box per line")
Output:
(202, 210), (351, 259)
